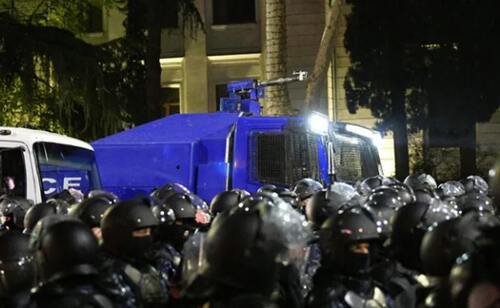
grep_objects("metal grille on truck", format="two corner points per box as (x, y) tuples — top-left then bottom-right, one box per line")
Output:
(254, 132), (319, 186)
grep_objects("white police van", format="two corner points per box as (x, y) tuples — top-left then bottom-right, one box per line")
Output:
(0, 127), (101, 203)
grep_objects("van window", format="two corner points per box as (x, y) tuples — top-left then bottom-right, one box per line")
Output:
(34, 143), (101, 199)
(0, 147), (27, 197)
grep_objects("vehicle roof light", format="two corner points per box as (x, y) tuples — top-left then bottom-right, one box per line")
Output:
(344, 124), (383, 148)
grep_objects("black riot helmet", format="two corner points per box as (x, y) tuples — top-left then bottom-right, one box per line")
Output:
(404, 173), (438, 191)
(292, 178), (323, 201)
(319, 207), (380, 275)
(87, 190), (119, 204)
(356, 175), (386, 196)
(51, 188), (84, 206)
(257, 184), (278, 194)
(367, 186), (405, 210)
(23, 202), (58, 234)
(184, 193), (311, 300)
(0, 196), (32, 231)
(457, 193), (495, 216)
(461, 175), (489, 196)
(0, 231), (35, 298)
(414, 188), (441, 205)
(150, 183), (190, 204)
(31, 219), (99, 283)
(307, 182), (358, 229)
(386, 183), (416, 206)
(151, 192), (209, 251)
(209, 189), (248, 216)
(101, 198), (158, 259)
(420, 213), (483, 276)
(362, 188), (404, 238)
(69, 196), (114, 228)
(437, 181), (466, 199)
(275, 189), (299, 209)
(257, 185), (299, 209)
(390, 200), (457, 271)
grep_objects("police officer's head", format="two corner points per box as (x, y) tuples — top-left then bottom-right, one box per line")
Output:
(150, 183), (190, 204)
(30, 217), (99, 283)
(184, 193), (310, 301)
(356, 175), (395, 196)
(457, 193), (495, 216)
(461, 175), (489, 196)
(403, 173), (438, 191)
(362, 187), (404, 240)
(0, 231), (34, 297)
(101, 198), (158, 261)
(320, 207), (380, 277)
(69, 195), (115, 241)
(23, 202), (59, 234)
(0, 196), (32, 231)
(390, 200), (457, 271)
(307, 182), (358, 229)
(209, 189), (249, 217)
(420, 213), (484, 277)
(152, 192), (210, 251)
(292, 178), (323, 210)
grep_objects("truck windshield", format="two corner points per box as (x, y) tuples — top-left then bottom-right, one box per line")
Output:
(34, 142), (101, 199)
(0, 147), (27, 198)
(333, 133), (380, 183)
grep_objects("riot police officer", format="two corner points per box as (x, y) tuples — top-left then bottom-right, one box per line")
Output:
(0, 195), (32, 231)
(0, 231), (34, 308)
(29, 218), (114, 308)
(307, 207), (390, 308)
(152, 192), (209, 252)
(23, 202), (59, 234)
(100, 198), (167, 307)
(69, 195), (115, 241)
(292, 178), (323, 212)
(184, 193), (310, 308)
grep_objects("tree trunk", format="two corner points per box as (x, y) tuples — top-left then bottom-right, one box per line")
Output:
(392, 89), (410, 181)
(145, 0), (162, 120)
(264, 0), (290, 115)
(304, 0), (343, 110)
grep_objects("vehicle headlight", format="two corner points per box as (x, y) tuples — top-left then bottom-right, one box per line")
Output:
(307, 112), (329, 135)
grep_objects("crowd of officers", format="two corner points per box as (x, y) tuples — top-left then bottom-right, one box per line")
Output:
(0, 172), (498, 308)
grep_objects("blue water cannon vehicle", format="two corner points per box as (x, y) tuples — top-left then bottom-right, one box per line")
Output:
(92, 73), (383, 202)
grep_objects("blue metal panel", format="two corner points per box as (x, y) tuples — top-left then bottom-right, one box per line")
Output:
(94, 143), (195, 200)
(93, 113), (239, 145)
(197, 162), (230, 201)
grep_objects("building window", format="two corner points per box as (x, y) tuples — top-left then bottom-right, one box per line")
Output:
(161, 2), (179, 29)
(215, 84), (229, 111)
(161, 87), (180, 115)
(85, 4), (103, 33)
(212, 0), (256, 25)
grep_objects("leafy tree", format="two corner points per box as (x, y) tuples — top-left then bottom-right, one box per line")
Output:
(0, 0), (202, 139)
(0, 0), (125, 140)
(344, 0), (500, 178)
